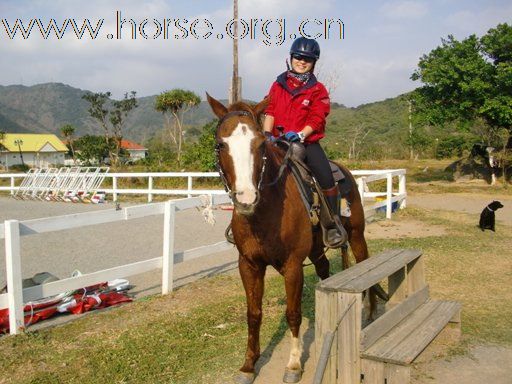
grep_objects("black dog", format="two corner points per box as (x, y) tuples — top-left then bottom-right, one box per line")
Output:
(479, 201), (504, 231)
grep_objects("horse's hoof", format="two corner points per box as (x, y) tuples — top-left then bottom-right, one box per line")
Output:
(283, 368), (302, 383)
(234, 372), (255, 384)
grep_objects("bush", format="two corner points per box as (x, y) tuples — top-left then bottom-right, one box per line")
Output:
(181, 120), (217, 171)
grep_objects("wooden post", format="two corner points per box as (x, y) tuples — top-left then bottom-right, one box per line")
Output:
(10, 176), (15, 196)
(187, 176), (193, 198)
(407, 256), (425, 294)
(387, 267), (407, 309)
(162, 200), (176, 294)
(357, 177), (365, 207)
(113, 176), (118, 202)
(385, 364), (410, 383)
(361, 359), (385, 384)
(337, 292), (362, 384)
(148, 176), (153, 203)
(386, 173), (393, 219)
(315, 289), (338, 383)
(4, 220), (24, 335)
(398, 172), (406, 209)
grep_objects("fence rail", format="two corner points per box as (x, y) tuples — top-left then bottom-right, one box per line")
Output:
(1, 170), (406, 214)
(1, 194), (232, 335)
(1, 169), (407, 335)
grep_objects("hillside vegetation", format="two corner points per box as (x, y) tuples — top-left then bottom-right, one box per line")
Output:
(0, 82), (474, 161)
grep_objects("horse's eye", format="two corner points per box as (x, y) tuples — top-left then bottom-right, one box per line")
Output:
(216, 142), (226, 151)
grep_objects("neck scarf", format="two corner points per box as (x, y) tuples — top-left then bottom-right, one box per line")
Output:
(287, 70), (311, 84)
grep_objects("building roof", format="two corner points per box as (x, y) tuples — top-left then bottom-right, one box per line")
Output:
(0, 133), (68, 153)
(121, 139), (147, 150)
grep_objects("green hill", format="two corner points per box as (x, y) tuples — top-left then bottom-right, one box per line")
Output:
(0, 82), (466, 159)
(0, 83), (215, 142)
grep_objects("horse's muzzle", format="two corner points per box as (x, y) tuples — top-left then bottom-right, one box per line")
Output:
(232, 190), (260, 216)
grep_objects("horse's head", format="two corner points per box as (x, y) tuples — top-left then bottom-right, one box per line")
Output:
(207, 93), (269, 216)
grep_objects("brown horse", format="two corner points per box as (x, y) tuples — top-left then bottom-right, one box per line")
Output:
(207, 94), (374, 384)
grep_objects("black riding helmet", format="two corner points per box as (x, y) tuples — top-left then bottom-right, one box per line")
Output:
(290, 37), (320, 60)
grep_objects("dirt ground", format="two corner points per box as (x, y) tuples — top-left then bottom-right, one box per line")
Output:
(252, 192), (512, 384)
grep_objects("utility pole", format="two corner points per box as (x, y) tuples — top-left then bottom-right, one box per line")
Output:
(229, 0), (242, 104)
(408, 100), (413, 160)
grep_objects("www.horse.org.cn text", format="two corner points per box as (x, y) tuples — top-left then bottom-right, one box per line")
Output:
(1, 11), (344, 46)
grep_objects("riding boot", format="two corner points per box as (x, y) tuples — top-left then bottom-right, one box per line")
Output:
(322, 186), (348, 248)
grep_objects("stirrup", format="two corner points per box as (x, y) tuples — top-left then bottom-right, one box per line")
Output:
(323, 216), (348, 249)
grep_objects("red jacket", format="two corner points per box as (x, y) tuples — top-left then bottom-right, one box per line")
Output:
(265, 72), (330, 143)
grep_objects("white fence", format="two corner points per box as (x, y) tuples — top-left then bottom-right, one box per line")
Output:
(0, 172), (223, 202)
(0, 169), (406, 335)
(352, 169), (407, 219)
(1, 170), (406, 213)
(1, 194), (233, 335)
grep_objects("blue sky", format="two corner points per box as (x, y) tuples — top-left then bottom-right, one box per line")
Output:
(1, 0), (511, 107)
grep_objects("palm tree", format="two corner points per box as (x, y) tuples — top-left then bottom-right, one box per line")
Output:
(60, 124), (76, 164)
(155, 89), (201, 163)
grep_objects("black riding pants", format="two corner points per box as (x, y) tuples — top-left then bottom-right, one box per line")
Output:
(304, 142), (335, 190)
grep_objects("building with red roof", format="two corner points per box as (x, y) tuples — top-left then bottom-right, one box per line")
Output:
(120, 139), (147, 161)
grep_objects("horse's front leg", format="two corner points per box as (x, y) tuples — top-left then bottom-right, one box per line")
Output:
(236, 255), (265, 384)
(282, 261), (304, 383)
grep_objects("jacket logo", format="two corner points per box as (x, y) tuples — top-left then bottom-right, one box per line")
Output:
(302, 99), (310, 106)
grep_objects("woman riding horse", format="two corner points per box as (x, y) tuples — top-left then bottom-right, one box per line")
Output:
(205, 37), (376, 384)
(207, 93), (375, 384)
(263, 37), (347, 248)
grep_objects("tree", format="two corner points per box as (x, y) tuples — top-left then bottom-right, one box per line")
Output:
(60, 124), (76, 164)
(0, 131), (5, 151)
(82, 91), (138, 166)
(411, 22), (512, 180)
(74, 135), (111, 165)
(182, 120), (217, 171)
(344, 123), (371, 160)
(411, 23), (512, 139)
(155, 89), (201, 163)
(110, 92), (138, 164)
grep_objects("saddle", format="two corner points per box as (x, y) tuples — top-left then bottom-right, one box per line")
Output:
(224, 140), (353, 247)
(284, 141), (353, 229)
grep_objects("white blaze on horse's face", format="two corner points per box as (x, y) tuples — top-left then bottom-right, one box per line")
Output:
(223, 122), (258, 206)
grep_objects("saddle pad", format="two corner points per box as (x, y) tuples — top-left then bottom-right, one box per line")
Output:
(329, 161), (353, 198)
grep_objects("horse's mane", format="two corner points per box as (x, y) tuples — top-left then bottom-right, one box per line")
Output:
(227, 101), (254, 113)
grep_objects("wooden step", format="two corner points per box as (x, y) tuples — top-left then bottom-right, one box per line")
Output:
(361, 300), (461, 366)
(317, 248), (422, 293)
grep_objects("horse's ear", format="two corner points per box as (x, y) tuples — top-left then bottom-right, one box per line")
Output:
(206, 92), (228, 119)
(253, 97), (269, 119)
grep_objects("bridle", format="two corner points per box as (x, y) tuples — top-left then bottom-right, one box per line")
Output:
(214, 111), (294, 203)
(214, 110), (268, 200)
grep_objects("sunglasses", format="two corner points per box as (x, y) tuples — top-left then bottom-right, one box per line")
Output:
(291, 54), (315, 63)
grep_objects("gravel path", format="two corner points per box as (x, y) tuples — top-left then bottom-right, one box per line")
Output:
(0, 196), (238, 301)
(408, 193), (512, 225)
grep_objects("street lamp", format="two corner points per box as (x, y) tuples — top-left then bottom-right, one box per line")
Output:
(14, 139), (25, 168)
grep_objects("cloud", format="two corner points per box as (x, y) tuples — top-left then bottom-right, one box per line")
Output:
(239, 0), (335, 18)
(380, 1), (428, 20)
(444, 5), (512, 36)
(333, 55), (418, 107)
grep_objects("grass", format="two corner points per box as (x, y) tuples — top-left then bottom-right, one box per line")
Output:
(1, 204), (511, 383)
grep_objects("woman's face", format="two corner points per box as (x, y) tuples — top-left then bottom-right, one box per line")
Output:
(291, 56), (314, 74)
